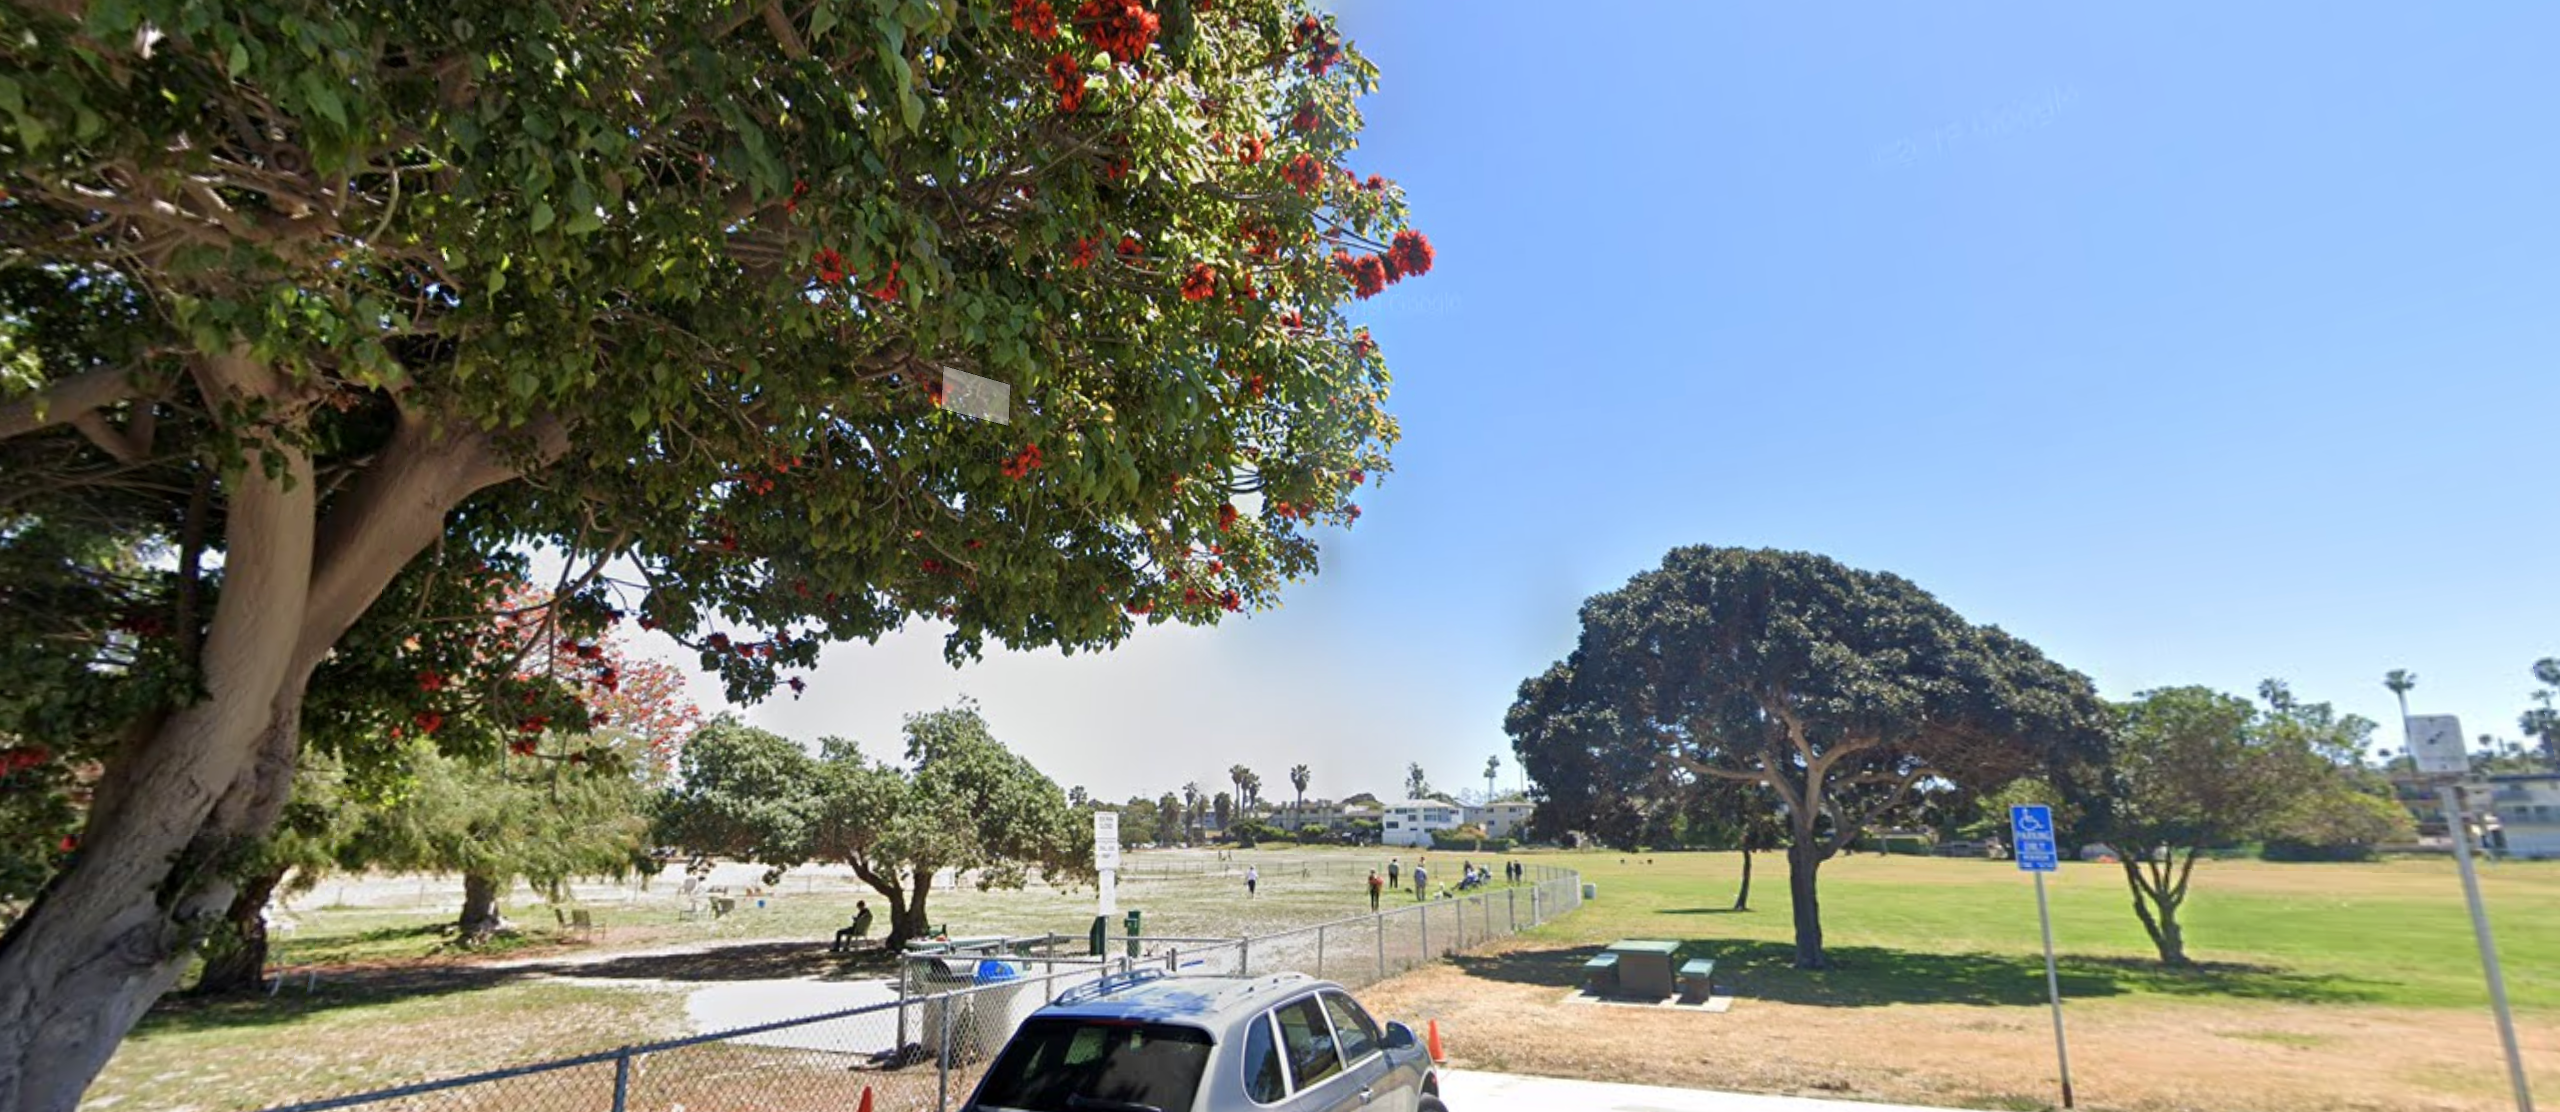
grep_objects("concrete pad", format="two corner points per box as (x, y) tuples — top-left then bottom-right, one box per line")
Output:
(685, 978), (905, 1051)
(1438, 1071), (1985, 1112)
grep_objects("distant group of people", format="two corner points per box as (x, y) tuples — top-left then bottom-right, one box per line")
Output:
(1361, 855), (1528, 908)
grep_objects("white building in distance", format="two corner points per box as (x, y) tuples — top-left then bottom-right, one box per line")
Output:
(1381, 799), (1466, 847)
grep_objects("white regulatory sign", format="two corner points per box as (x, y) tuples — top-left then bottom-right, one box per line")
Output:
(2406, 715), (2468, 776)
(1093, 811), (1120, 873)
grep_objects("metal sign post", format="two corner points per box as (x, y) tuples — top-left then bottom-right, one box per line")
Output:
(2011, 804), (2073, 1109)
(2410, 715), (2535, 1112)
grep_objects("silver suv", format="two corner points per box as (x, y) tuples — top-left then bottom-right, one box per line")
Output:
(963, 970), (1446, 1112)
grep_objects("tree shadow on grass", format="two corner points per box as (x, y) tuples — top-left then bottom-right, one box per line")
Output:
(1659, 907), (1751, 915)
(1450, 941), (2391, 1008)
(549, 941), (900, 983)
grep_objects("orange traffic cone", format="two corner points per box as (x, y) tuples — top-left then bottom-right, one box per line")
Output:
(857, 1085), (875, 1112)
(1426, 1019), (1446, 1064)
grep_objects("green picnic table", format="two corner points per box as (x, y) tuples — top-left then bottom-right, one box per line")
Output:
(1605, 939), (1682, 999)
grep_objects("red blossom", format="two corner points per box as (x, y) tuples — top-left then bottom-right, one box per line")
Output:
(1010, 0), (1059, 38)
(1351, 469), (1367, 485)
(1350, 255), (1387, 299)
(1290, 102), (1319, 133)
(1001, 442), (1047, 480)
(1180, 263), (1218, 302)
(1183, 586), (1204, 606)
(1364, 174), (1386, 192)
(1076, 0), (1160, 65)
(1047, 51), (1087, 112)
(519, 715), (550, 735)
(510, 738), (539, 756)
(417, 670), (445, 693)
(1239, 135), (1265, 166)
(1283, 153), (1324, 194)
(1126, 600), (1153, 615)
(1293, 14), (1321, 44)
(1106, 157), (1131, 181)
(1243, 373), (1265, 399)
(1345, 504), (1362, 522)
(789, 677), (808, 695)
(1389, 230), (1436, 278)
(1217, 502), (1239, 531)
(816, 247), (846, 284)
(413, 711), (445, 734)
(707, 632), (732, 651)
(785, 178), (807, 215)
(865, 259), (904, 302)
(1352, 328), (1375, 358)
(1118, 234), (1143, 257)
(1069, 235), (1098, 268)
(57, 836), (76, 854)
(1220, 588), (1243, 611)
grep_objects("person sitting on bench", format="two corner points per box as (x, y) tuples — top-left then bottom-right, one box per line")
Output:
(831, 901), (874, 952)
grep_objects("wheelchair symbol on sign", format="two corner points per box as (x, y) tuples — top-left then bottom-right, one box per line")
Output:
(2013, 810), (2049, 834)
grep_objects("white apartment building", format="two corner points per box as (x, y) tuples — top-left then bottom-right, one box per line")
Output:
(1468, 799), (1536, 839)
(1381, 799), (1466, 847)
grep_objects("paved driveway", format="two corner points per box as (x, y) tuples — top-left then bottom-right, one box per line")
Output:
(1440, 1071), (1985, 1112)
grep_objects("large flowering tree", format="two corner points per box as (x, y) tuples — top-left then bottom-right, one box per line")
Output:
(0, 0), (1426, 1105)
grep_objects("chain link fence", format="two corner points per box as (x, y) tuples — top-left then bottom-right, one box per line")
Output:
(260, 866), (1582, 1112)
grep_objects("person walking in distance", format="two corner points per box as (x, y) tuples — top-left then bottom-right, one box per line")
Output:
(1367, 869), (1384, 911)
(1411, 862), (1428, 901)
(1386, 857), (1400, 890)
(1246, 865), (1259, 897)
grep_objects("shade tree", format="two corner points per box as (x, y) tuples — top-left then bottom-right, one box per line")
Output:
(0, 1), (1427, 1104)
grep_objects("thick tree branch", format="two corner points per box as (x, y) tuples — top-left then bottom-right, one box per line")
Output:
(0, 366), (142, 442)
(66, 411), (145, 464)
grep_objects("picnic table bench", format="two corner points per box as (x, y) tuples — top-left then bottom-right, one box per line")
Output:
(1581, 952), (1619, 993)
(1606, 939), (1682, 999)
(1678, 957), (1717, 1003)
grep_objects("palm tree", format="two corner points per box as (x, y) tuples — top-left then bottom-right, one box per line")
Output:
(1483, 755), (1501, 805)
(1181, 781), (1203, 844)
(2383, 669), (2417, 724)
(1289, 764), (1311, 826)
(1228, 764), (1254, 816)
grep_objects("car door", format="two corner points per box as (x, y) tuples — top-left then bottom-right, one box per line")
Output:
(1318, 991), (1408, 1112)
(1271, 994), (1367, 1112)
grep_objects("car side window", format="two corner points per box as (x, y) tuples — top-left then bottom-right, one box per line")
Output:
(1243, 1011), (1288, 1103)
(1275, 996), (1344, 1090)
(1320, 992), (1381, 1062)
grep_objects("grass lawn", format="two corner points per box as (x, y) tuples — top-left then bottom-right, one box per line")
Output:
(1348, 848), (2560, 1112)
(1509, 850), (2560, 1011)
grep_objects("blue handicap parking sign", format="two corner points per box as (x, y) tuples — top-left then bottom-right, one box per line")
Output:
(2011, 804), (2058, 872)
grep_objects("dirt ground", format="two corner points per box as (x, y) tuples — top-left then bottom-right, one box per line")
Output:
(1358, 943), (2560, 1112)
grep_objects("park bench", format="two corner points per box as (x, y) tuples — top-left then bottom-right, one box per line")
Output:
(1678, 958), (1717, 1003)
(1582, 952), (1619, 994)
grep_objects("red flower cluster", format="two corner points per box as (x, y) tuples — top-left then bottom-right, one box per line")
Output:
(1350, 468), (1367, 485)
(786, 178), (807, 215)
(1243, 373), (1266, 399)
(1069, 235), (1098, 268)
(519, 715), (550, 735)
(1344, 504), (1362, 522)
(1362, 174), (1386, 192)
(1242, 222), (1281, 258)
(1389, 230), (1435, 277)
(1118, 234), (1142, 257)
(1290, 102), (1320, 133)
(1217, 502), (1240, 531)
(1238, 134), (1266, 166)
(789, 676), (807, 694)
(510, 737), (539, 756)
(1230, 272), (1257, 301)
(1076, 0), (1159, 65)
(1283, 153), (1324, 194)
(1010, 0), (1058, 39)
(417, 670), (445, 692)
(412, 711), (444, 735)
(816, 247), (846, 284)
(866, 259), (903, 302)
(0, 746), (49, 776)
(1294, 16), (1343, 75)
(1180, 263), (1218, 301)
(739, 472), (779, 495)
(1002, 442), (1046, 479)
(1047, 52), (1086, 112)
(1349, 254), (1387, 298)
(1293, 14), (1321, 44)
(708, 632), (732, 651)
(1126, 600), (1153, 615)
(1220, 589), (1243, 612)
(1278, 310), (1305, 330)
(1105, 157), (1130, 181)
(1183, 586), (1204, 606)
(1351, 328), (1375, 358)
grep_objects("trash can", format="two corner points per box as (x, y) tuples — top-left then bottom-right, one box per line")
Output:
(968, 959), (1042, 1059)
(916, 957), (982, 1061)
(1582, 882), (1597, 900)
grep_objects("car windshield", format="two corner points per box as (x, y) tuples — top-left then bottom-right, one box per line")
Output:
(971, 1018), (1214, 1112)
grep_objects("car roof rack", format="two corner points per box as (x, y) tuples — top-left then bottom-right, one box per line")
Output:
(1052, 966), (1174, 1006)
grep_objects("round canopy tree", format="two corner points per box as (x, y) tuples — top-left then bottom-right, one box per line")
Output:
(0, 2), (1426, 1106)
(1510, 547), (2108, 969)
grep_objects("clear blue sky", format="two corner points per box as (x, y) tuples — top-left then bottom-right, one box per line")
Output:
(712, 3), (2560, 801)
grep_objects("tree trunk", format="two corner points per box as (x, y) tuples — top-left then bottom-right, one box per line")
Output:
(0, 397), (532, 1112)
(1785, 840), (1828, 968)
(457, 873), (504, 944)
(191, 868), (287, 996)
(0, 434), (314, 1112)
(2118, 856), (2189, 966)
(1731, 847), (1753, 912)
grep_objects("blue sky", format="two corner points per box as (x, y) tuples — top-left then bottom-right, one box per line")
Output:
(704, 3), (2560, 802)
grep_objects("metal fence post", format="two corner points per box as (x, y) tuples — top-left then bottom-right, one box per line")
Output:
(1376, 911), (1386, 981)
(938, 989), (955, 1112)
(1509, 888), (1517, 933)
(1241, 936), (1252, 976)
(611, 1049), (631, 1112)
(1316, 924), (1326, 980)
(1420, 902), (1430, 958)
